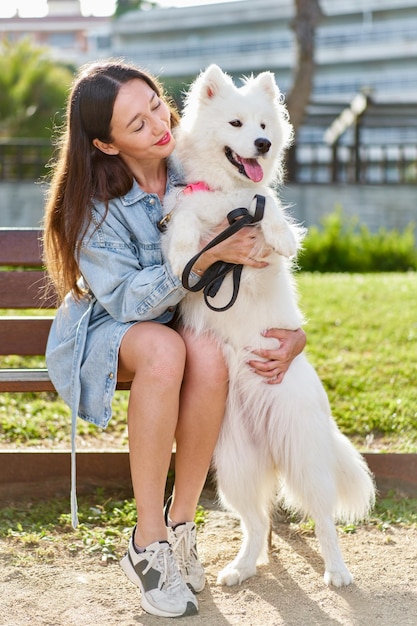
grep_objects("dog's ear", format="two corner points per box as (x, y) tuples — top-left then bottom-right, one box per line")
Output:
(198, 64), (234, 101)
(250, 71), (281, 100)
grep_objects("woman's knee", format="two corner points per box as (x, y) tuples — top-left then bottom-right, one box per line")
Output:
(119, 322), (186, 382)
(183, 329), (228, 389)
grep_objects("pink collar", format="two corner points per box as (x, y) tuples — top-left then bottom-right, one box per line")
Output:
(182, 181), (211, 194)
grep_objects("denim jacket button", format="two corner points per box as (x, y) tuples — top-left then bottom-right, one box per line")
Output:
(108, 372), (114, 379)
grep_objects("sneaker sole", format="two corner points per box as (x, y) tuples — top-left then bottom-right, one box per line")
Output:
(120, 553), (198, 618)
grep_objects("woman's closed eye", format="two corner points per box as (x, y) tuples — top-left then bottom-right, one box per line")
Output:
(133, 101), (162, 132)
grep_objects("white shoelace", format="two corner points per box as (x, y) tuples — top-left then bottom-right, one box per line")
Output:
(142, 544), (183, 594)
(170, 525), (197, 573)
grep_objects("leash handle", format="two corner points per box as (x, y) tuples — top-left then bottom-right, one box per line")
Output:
(181, 194), (265, 311)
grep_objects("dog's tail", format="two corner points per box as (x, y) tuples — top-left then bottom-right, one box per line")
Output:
(276, 402), (376, 524)
(332, 426), (376, 523)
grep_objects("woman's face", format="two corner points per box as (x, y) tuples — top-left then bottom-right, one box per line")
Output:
(94, 79), (175, 166)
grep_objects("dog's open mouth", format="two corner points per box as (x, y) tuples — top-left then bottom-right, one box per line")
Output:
(225, 147), (264, 182)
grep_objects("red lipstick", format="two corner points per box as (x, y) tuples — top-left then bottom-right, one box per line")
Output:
(156, 132), (171, 146)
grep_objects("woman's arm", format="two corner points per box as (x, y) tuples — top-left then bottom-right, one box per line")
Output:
(191, 219), (269, 275)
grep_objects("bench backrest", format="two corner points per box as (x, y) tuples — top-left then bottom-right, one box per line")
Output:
(0, 228), (54, 357)
(0, 227), (130, 393)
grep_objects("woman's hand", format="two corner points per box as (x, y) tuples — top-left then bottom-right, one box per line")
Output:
(247, 327), (306, 384)
(192, 219), (269, 274)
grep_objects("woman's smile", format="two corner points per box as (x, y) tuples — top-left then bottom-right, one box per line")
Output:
(156, 132), (172, 146)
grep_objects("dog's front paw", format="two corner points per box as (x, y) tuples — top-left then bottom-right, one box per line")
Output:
(324, 567), (354, 588)
(277, 228), (298, 258)
(167, 241), (197, 278)
(263, 222), (298, 259)
(217, 562), (257, 586)
(168, 253), (190, 278)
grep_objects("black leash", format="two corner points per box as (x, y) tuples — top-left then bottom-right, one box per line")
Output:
(181, 194), (265, 312)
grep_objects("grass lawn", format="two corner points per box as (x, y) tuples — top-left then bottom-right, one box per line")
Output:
(1, 272), (416, 554)
(297, 272), (417, 452)
(0, 272), (416, 452)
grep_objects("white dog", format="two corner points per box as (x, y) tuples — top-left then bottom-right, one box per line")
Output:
(162, 65), (375, 588)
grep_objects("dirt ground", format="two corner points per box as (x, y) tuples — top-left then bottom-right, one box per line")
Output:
(1, 489), (416, 626)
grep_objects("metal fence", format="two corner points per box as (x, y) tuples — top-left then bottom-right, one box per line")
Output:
(0, 139), (53, 181)
(1, 138), (416, 185)
(286, 143), (417, 185)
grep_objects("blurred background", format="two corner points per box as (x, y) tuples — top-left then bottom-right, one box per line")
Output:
(0, 0), (416, 236)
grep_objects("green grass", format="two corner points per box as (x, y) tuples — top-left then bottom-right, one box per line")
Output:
(1, 272), (416, 452)
(1, 274), (416, 562)
(297, 272), (417, 451)
(0, 489), (415, 565)
(0, 490), (207, 564)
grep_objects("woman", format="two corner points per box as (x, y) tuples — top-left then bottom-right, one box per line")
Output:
(43, 60), (306, 618)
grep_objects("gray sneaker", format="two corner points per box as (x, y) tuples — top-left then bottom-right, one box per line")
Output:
(165, 497), (206, 593)
(120, 530), (198, 618)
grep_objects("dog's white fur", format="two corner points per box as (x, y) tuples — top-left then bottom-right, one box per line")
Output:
(162, 65), (375, 588)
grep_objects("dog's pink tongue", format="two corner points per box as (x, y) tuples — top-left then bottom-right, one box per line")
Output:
(241, 158), (263, 182)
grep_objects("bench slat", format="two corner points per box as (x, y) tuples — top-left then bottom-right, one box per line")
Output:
(0, 271), (55, 309)
(0, 228), (132, 395)
(0, 228), (43, 266)
(0, 369), (55, 392)
(0, 317), (52, 355)
(0, 369), (131, 393)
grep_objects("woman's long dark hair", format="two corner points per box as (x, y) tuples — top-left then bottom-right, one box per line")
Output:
(43, 60), (180, 303)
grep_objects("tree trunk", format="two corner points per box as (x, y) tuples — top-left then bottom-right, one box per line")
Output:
(286, 0), (323, 136)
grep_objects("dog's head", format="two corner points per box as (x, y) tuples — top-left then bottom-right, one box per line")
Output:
(174, 64), (293, 189)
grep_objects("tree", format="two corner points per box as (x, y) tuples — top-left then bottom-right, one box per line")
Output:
(114, 0), (156, 17)
(0, 39), (74, 138)
(286, 0), (323, 137)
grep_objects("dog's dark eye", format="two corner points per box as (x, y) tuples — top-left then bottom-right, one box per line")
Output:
(229, 120), (242, 127)
(260, 123), (266, 129)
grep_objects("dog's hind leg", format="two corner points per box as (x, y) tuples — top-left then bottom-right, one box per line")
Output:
(216, 496), (271, 586)
(313, 513), (353, 587)
(284, 464), (354, 587)
(280, 431), (354, 587)
(274, 360), (358, 587)
(215, 432), (276, 586)
(313, 427), (375, 587)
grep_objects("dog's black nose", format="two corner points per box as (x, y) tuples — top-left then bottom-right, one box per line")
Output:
(255, 137), (271, 154)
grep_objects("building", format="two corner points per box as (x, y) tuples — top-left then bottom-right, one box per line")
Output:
(0, 0), (112, 65)
(2, 0), (416, 141)
(112, 0), (417, 101)
(1, 0), (416, 185)
(112, 0), (417, 144)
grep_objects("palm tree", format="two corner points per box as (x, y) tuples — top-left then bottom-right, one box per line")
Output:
(114, 0), (156, 17)
(0, 39), (74, 138)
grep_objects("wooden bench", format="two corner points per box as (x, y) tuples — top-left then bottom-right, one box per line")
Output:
(0, 227), (130, 393)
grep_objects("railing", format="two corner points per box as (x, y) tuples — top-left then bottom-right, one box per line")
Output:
(0, 139), (53, 181)
(1, 139), (416, 185)
(286, 143), (417, 185)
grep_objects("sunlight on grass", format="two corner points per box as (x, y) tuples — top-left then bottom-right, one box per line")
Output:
(0, 490), (413, 565)
(297, 272), (417, 452)
(1, 272), (416, 452)
(0, 491), (207, 564)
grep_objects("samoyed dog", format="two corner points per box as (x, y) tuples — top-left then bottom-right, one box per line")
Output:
(162, 65), (375, 588)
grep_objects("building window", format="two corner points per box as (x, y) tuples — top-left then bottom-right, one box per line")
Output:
(47, 32), (77, 48)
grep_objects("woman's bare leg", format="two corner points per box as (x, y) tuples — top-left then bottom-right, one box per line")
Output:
(169, 328), (228, 523)
(118, 321), (186, 548)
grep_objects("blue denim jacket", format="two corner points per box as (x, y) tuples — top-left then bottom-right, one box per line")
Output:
(45, 162), (189, 525)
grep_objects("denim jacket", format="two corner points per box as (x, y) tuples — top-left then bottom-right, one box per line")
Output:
(45, 161), (189, 525)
